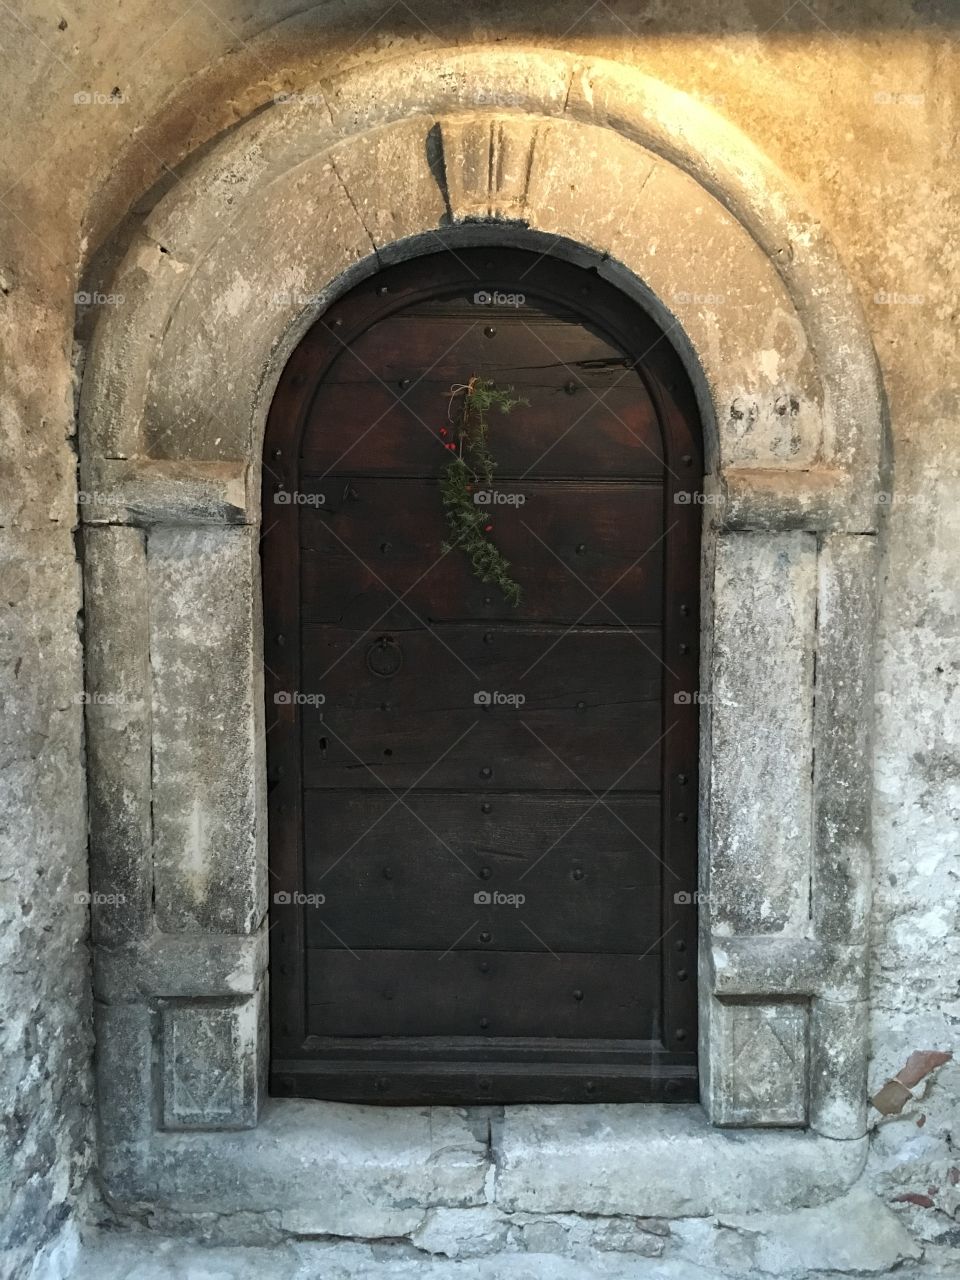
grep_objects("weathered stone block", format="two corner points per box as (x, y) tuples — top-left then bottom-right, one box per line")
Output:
(709, 936), (868, 1003)
(714, 468), (877, 534)
(706, 532), (817, 934)
(711, 1000), (808, 1127)
(410, 1207), (510, 1259)
(94, 929), (268, 1003)
(81, 459), (251, 527)
(331, 115), (446, 256)
(322, 47), (571, 132)
(494, 1103), (863, 1217)
(526, 119), (656, 253)
(144, 163), (372, 462)
(813, 534), (879, 944)
(160, 992), (263, 1130)
(605, 154), (823, 472)
(810, 997), (869, 1139)
(148, 527), (266, 934)
(568, 54), (883, 488)
(716, 1186), (922, 1274)
(95, 1001), (155, 1147)
(439, 115), (539, 221)
(133, 1101), (489, 1233)
(83, 526), (152, 942)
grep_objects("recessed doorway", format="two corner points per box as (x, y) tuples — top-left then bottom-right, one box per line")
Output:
(263, 247), (702, 1103)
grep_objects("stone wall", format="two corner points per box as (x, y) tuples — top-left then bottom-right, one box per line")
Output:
(0, 2), (958, 1276)
(0, 273), (92, 1271)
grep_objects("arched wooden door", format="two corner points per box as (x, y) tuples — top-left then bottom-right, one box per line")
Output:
(264, 248), (702, 1103)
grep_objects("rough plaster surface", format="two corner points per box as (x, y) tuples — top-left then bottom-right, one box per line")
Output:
(0, 295), (92, 1273)
(0, 2), (958, 1277)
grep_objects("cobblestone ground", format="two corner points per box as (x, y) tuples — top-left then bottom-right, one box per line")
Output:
(65, 1232), (960, 1280)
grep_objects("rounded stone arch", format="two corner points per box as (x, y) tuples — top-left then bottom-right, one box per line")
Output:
(79, 47), (882, 522)
(80, 46), (882, 1175)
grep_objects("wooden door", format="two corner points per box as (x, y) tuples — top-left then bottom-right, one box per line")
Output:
(264, 248), (702, 1103)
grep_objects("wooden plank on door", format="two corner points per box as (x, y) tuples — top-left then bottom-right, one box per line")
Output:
(299, 480), (665, 626)
(305, 950), (660, 1038)
(301, 701), (663, 791)
(302, 378), (663, 477)
(301, 791), (663, 951)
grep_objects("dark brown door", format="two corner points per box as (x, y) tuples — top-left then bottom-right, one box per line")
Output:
(264, 248), (702, 1103)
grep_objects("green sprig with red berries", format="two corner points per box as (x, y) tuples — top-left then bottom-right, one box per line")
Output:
(439, 376), (526, 607)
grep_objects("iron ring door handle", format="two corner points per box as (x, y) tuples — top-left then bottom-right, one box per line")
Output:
(366, 635), (403, 678)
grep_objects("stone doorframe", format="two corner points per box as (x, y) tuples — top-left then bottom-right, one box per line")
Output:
(79, 47), (883, 1215)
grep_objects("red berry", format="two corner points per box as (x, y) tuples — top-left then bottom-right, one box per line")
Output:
(445, 442), (457, 451)
(439, 427), (448, 438)
(484, 524), (493, 533)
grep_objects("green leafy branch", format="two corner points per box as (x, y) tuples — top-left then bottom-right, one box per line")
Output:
(439, 376), (527, 607)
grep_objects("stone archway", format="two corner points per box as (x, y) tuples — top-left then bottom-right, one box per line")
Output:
(80, 47), (882, 1221)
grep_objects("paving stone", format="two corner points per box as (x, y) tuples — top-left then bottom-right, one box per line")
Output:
(716, 1186), (924, 1274)
(63, 1228), (955, 1280)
